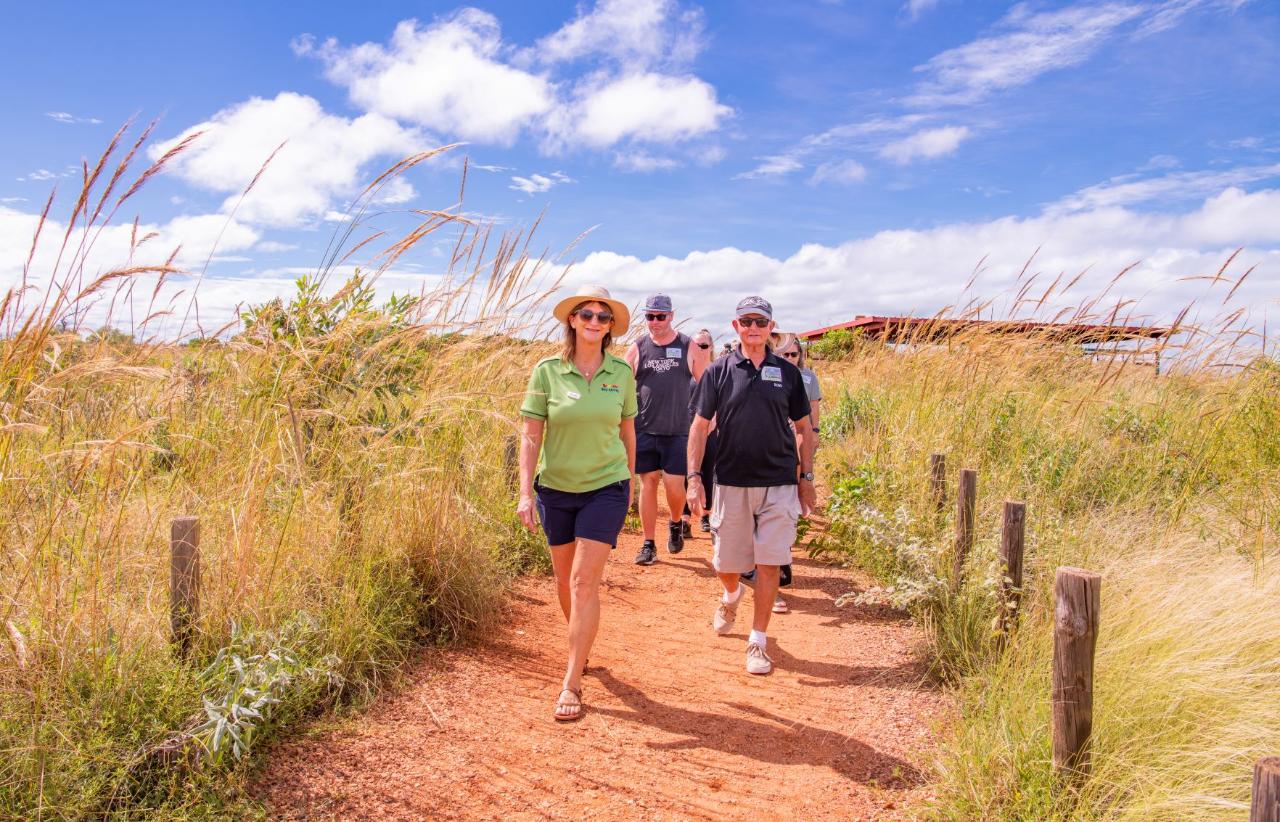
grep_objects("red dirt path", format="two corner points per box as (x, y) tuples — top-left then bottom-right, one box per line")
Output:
(253, 513), (948, 820)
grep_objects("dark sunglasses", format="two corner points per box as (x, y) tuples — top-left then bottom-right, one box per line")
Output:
(696, 343), (711, 349)
(574, 308), (613, 323)
(645, 312), (669, 321)
(738, 317), (770, 328)
(781, 351), (800, 359)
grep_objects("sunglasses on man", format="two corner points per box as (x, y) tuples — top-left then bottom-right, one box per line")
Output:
(737, 317), (770, 328)
(574, 308), (613, 323)
(645, 312), (669, 321)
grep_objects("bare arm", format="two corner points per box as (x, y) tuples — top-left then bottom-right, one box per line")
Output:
(517, 417), (545, 531)
(685, 415), (711, 516)
(796, 412), (817, 516)
(690, 341), (711, 382)
(625, 341), (639, 373)
(620, 416), (636, 477)
(809, 398), (821, 432)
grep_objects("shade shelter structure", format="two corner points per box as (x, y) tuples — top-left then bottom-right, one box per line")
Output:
(798, 315), (1174, 370)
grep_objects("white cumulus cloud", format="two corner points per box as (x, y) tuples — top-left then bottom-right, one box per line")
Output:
(150, 92), (426, 228)
(510, 171), (574, 195)
(296, 12), (555, 145)
(553, 72), (731, 149)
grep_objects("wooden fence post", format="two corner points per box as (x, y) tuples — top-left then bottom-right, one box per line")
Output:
(929, 453), (947, 513)
(1254, 757), (1280, 822)
(999, 501), (1026, 635)
(1052, 567), (1101, 781)
(953, 468), (977, 586)
(170, 516), (200, 657)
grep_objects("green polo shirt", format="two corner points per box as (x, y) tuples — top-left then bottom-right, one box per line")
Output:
(520, 354), (638, 493)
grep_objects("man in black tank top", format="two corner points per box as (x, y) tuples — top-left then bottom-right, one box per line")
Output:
(625, 294), (711, 565)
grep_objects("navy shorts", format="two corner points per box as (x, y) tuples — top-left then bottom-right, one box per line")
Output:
(635, 432), (688, 476)
(535, 478), (631, 547)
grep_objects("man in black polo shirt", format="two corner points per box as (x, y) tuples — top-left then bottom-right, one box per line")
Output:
(686, 296), (817, 675)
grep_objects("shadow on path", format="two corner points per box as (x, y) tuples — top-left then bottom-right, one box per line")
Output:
(592, 670), (925, 788)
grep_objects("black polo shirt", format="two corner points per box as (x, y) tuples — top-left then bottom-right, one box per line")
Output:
(692, 349), (811, 487)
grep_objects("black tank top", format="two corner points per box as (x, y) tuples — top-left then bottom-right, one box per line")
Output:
(636, 332), (693, 435)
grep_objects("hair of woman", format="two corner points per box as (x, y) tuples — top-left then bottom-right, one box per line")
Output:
(561, 300), (614, 362)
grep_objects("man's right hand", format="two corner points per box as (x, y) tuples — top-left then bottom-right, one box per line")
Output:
(686, 476), (706, 518)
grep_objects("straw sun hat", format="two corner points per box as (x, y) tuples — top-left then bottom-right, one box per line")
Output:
(552, 284), (630, 333)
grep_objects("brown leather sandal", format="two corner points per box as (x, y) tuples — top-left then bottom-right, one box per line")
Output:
(554, 687), (584, 722)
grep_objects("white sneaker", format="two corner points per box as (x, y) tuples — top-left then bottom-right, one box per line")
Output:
(746, 641), (773, 675)
(772, 595), (788, 614)
(713, 595), (739, 635)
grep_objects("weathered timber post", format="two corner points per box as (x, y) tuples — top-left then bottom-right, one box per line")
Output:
(503, 434), (519, 491)
(998, 501), (1027, 635)
(929, 453), (947, 513)
(1052, 567), (1101, 781)
(953, 468), (977, 586)
(170, 516), (200, 657)
(1254, 757), (1280, 822)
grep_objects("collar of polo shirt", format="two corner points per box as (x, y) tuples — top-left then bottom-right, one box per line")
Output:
(559, 354), (620, 377)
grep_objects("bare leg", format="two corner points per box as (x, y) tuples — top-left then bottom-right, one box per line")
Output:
(558, 537), (612, 717)
(548, 541), (576, 622)
(717, 571), (742, 597)
(661, 472), (687, 527)
(751, 564), (781, 634)
(639, 471), (661, 540)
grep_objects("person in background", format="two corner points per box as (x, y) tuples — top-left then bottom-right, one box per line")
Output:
(625, 295), (711, 565)
(761, 332), (822, 614)
(518, 285), (636, 721)
(688, 329), (718, 533)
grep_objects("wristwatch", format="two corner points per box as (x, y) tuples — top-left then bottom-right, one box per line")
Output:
(799, 471), (814, 481)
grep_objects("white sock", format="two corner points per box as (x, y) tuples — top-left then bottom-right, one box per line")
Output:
(749, 629), (768, 648)
(722, 585), (742, 604)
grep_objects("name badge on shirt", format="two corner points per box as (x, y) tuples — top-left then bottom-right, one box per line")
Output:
(566, 390), (581, 400)
(761, 366), (782, 382)
(666, 347), (683, 358)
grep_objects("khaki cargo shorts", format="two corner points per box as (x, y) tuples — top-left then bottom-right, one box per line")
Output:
(710, 484), (800, 573)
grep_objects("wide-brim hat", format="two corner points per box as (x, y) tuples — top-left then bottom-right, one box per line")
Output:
(552, 284), (630, 333)
(771, 331), (798, 351)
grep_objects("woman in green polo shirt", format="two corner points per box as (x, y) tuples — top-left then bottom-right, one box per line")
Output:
(518, 284), (636, 722)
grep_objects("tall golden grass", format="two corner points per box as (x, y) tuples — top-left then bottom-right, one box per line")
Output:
(812, 291), (1278, 819)
(0, 127), (561, 816)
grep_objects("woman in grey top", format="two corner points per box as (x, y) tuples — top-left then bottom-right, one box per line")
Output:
(767, 332), (821, 614)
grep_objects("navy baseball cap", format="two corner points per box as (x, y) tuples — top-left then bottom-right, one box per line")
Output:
(644, 294), (673, 312)
(735, 295), (773, 319)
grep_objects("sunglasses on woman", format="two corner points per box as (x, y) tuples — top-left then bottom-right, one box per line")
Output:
(781, 351), (799, 359)
(737, 317), (770, 328)
(696, 343), (711, 349)
(574, 308), (613, 323)
(645, 312), (669, 321)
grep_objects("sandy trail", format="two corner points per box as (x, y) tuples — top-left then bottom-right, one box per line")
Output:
(254, 508), (947, 820)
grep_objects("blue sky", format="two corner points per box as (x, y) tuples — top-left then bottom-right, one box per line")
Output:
(1, 0), (1277, 342)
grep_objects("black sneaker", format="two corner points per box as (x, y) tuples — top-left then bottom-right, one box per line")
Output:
(700, 514), (711, 532)
(667, 521), (685, 554)
(635, 541), (657, 565)
(682, 519), (693, 539)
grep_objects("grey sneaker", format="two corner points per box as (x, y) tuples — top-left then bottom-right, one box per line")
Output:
(713, 593), (740, 635)
(746, 641), (773, 675)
